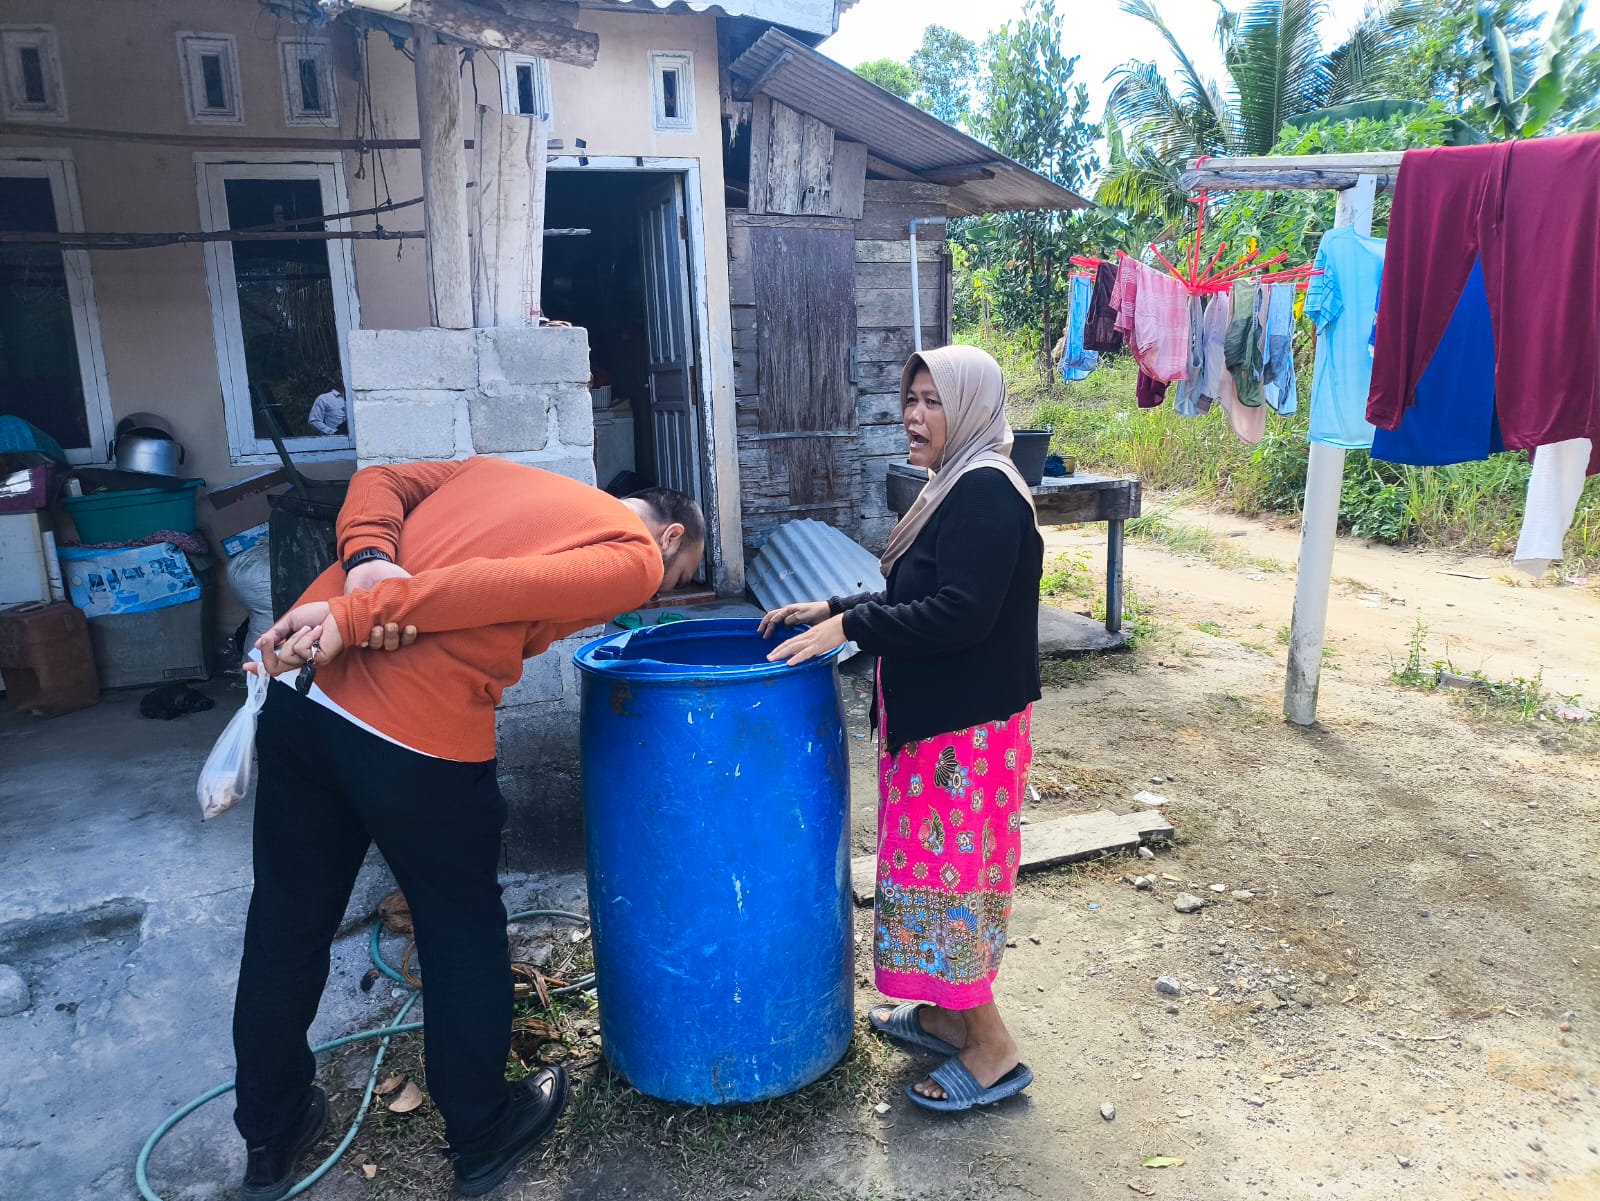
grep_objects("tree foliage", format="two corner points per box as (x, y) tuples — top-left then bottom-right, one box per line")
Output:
(910, 25), (980, 125)
(853, 57), (915, 100)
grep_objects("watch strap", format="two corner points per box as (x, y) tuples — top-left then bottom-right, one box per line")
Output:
(343, 548), (394, 573)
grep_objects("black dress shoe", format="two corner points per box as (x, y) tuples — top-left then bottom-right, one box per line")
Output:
(452, 1067), (570, 1198)
(241, 1086), (328, 1201)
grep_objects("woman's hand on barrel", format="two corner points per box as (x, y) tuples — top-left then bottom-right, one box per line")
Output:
(767, 614), (848, 666)
(758, 600), (832, 638)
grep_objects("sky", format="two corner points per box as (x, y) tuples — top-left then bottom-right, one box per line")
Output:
(820, 0), (1600, 119)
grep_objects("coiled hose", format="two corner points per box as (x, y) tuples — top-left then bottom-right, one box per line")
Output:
(134, 908), (593, 1201)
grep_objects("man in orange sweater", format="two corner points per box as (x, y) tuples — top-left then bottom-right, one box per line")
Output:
(233, 458), (702, 1201)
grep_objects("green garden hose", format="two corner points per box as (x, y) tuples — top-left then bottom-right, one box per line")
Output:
(135, 908), (593, 1201)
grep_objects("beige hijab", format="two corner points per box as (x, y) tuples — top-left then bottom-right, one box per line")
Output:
(879, 344), (1038, 576)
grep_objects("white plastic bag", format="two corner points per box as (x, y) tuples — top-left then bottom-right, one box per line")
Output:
(197, 667), (270, 820)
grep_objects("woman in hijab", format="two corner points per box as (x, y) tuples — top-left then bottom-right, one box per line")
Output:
(762, 344), (1043, 1112)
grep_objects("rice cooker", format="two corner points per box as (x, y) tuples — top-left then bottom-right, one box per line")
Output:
(111, 413), (185, 476)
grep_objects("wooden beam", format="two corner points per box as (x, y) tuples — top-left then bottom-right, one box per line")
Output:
(471, 107), (546, 327)
(0, 122), (565, 153)
(1181, 168), (1394, 193)
(0, 229), (423, 249)
(339, 0), (597, 67)
(921, 162), (998, 186)
(415, 27), (473, 328)
(864, 153), (924, 183)
(1189, 151), (1405, 172)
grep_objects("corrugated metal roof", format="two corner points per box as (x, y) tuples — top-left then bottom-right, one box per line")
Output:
(579, 1), (846, 37)
(730, 30), (1091, 216)
(748, 520), (884, 651)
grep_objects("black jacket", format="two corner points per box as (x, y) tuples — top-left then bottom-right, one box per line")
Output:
(832, 467), (1043, 751)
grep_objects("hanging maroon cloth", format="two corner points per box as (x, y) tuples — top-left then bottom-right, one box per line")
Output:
(1083, 261), (1123, 353)
(1367, 134), (1600, 473)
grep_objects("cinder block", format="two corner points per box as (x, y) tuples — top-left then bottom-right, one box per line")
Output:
(352, 393), (460, 462)
(499, 647), (566, 708)
(349, 328), (477, 391)
(495, 450), (597, 487)
(554, 384), (595, 448)
(478, 326), (590, 386)
(468, 382), (554, 453)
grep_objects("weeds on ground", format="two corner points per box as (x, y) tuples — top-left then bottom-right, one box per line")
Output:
(1127, 511), (1246, 566)
(1390, 618), (1585, 726)
(1194, 621), (1224, 637)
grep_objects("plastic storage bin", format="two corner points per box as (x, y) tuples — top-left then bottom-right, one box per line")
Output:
(574, 619), (852, 1104)
(62, 479), (203, 544)
(0, 601), (98, 716)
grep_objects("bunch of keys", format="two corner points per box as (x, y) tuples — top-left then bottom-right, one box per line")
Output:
(296, 643), (321, 695)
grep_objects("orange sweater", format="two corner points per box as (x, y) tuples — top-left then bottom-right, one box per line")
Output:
(301, 458), (663, 761)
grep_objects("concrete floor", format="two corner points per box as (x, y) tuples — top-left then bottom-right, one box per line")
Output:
(0, 678), (589, 1201)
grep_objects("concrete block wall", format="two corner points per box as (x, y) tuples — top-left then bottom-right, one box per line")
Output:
(347, 324), (603, 859)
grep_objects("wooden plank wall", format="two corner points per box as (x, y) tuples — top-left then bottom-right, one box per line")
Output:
(728, 179), (952, 557)
(854, 180), (951, 551)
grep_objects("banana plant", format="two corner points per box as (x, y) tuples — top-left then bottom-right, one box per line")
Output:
(1476, 0), (1584, 138)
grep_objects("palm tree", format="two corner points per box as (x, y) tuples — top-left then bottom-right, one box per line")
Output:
(1100, 0), (1418, 217)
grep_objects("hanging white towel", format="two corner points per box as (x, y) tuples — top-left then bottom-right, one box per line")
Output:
(1513, 438), (1592, 577)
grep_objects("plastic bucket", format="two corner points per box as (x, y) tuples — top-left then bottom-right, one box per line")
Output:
(63, 479), (203, 544)
(1010, 430), (1052, 487)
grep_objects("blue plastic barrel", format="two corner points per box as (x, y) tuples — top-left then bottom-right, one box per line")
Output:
(573, 618), (853, 1105)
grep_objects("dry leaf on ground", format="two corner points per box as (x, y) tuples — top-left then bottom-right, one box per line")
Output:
(387, 1082), (425, 1114)
(361, 1163), (378, 1180)
(1142, 1155), (1186, 1169)
(374, 1075), (404, 1098)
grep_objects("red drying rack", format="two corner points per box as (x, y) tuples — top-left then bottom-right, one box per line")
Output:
(1071, 189), (1320, 295)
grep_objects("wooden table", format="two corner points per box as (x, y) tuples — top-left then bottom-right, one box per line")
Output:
(886, 465), (1143, 636)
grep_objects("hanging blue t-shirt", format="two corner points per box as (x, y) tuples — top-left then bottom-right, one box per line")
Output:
(1304, 225), (1385, 449)
(1061, 273), (1099, 383)
(1371, 258), (1504, 466)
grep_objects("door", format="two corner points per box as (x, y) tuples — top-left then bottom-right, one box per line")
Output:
(636, 176), (700, 502)
(196, 158), (360, 464)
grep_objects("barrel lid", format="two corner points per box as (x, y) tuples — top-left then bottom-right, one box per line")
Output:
(573, 618), (843, 682)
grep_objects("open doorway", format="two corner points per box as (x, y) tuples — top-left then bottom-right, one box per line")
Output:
(541, 169), (705, 527)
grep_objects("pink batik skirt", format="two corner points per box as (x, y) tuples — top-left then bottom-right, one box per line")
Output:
(873, 695), (1034, 1010)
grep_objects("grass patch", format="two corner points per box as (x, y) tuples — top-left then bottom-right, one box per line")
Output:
(971, 328), (1600, 565)
(1194, 621), (1223, 637)
(1127, 511), (1246, 566)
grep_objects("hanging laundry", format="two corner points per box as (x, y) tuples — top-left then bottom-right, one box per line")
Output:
(1083, 261), (1123, 353)
(1172, 296), (1209, 416)
(1133, 268), (1192, 383)
(1111, 257), (1141, 338)
(1224, 281), (1266, 410)
(1260, 282), (1299, 417)
(1367, 134), (1600, 474)
(1060, 273), (1100, 383)
(1372, 260), (1504, 467)
(1136, 371), (1169, 409)
(1304, 224), (1385, 449)
(1197, 293), (1231, 407)
(1514, 439), (1593, 577)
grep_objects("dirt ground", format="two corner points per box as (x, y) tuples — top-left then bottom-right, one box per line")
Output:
(134, 504), (1598, 1201)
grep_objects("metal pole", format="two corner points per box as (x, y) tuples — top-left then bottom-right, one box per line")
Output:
(1283, 173), (1376, 725)
(1105, 519), (1125, 635)
(907, 216), (947, 352)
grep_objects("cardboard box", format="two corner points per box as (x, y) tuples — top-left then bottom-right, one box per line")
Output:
(58, 543), (201, 618)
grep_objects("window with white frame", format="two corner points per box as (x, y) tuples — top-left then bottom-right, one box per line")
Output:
(500, 52), (551, 120)
(649, 52), (694, 133)
(178, 32), (243, 125)
(279, 37), (336, 127)
(0, 26), (67, 123)
(0, 151), (113, 463)
(195, 157), (360, 463)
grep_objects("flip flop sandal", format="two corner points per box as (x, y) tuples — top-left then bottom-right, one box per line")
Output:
(906, 1056), (1033, 1112)
(868, 1002), (960, 1057)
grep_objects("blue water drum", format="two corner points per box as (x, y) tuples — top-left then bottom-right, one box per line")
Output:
(573, 618), (853, 1105)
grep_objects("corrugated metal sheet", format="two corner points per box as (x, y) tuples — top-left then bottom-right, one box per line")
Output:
(748, 518), (884, 615)
(588, 1), (846, 37)
(731, 31), (1091, 216)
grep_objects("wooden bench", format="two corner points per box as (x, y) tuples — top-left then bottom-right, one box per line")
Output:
(886, 464), (1143, 638)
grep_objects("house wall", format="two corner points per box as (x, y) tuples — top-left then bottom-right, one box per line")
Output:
(728, 180), (950, 558)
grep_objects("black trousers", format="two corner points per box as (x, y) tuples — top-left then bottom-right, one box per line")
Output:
(232, 683), (513, 1154)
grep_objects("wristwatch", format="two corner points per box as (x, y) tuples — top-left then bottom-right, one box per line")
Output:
(343, 548), (394, 573)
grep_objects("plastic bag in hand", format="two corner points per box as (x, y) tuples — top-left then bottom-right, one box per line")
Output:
(197, 666), (269, 820)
